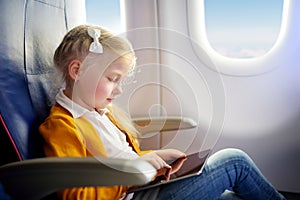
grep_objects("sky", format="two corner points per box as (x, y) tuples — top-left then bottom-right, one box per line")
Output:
(85, 0), (121, 33)
(204, 0), (283, 58)
(85, 0), (283, 58)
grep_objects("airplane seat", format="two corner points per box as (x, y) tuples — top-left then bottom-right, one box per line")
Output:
(0, 0), (82, 199)
(0, 1), (156, 200)
(0, 0), (64, 165)
(0, 0), (88, 162)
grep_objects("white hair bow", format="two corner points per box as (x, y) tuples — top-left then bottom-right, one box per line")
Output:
(87, 27), (103, 53)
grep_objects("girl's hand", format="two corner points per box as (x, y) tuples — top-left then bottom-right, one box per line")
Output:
(139, 149), (186, 170)
(139, 151), (171, 170)
(154, 149), (187, 175)
(139, 149), (187, 181)
(154, 149), (186, 162)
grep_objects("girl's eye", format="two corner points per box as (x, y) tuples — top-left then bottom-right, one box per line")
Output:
(107, 76), (119, 83)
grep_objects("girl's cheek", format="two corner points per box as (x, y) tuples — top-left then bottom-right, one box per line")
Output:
(95, 82), (111, 97)
(95, 84), (105, 95)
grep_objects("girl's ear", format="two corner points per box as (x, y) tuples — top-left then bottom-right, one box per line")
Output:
(68, 60), (81, 81)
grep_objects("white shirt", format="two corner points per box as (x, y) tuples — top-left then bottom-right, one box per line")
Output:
(56, 89), (139, 160)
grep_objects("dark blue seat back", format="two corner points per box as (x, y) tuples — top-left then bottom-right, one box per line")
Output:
(0, 0), (85, 162)
(0, 0), (85, 198)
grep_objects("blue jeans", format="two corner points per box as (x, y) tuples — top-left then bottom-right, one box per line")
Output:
(133, 148), (286, 200)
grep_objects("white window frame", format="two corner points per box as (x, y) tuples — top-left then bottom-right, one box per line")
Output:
(187, 0), (287, 76)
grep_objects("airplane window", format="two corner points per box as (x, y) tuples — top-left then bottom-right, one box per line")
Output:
(204, 0), (283, 59)
(85, 0), (122, 33)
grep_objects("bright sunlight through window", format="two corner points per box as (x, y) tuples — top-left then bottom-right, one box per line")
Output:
(204, 0), (283, 58)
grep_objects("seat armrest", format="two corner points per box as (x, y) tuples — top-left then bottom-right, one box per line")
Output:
(0, 157), (156, 200)
(132, 116), (197, 135)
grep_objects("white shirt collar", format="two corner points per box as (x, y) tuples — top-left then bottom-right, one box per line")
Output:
(56, 89), (109, 118)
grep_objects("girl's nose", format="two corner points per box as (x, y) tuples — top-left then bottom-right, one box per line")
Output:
(113, 82), (123, 96)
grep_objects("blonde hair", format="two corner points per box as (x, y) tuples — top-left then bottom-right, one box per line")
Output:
(54, 24), (140, 139)
(54, 24), (135, 87)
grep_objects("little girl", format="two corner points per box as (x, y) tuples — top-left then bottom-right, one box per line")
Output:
(39, 24), (285, 200)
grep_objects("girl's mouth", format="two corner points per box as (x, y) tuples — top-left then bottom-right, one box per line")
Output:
(107, 98), (113, 103)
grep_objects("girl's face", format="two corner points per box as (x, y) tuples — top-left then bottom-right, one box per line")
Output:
(72, 55), (133, 110)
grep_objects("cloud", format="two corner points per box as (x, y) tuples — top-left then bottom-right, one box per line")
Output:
(213, 46), (268, 58)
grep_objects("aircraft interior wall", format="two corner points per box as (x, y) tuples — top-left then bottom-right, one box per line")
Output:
(120, 0), (300, 193)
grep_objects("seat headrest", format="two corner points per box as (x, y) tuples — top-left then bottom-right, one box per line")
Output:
(0, 0), (85, 161)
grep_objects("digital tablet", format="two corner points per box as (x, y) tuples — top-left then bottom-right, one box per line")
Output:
(127, 149), (212, 193)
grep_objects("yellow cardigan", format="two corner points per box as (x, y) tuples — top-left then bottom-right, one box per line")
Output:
(39, 103), (149, 200)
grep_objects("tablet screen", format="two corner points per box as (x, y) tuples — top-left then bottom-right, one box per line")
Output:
(127, 149), (211, 193)
(169, 149), (211, 178)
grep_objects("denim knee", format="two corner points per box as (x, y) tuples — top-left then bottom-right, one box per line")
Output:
(207, 148), (254, 168)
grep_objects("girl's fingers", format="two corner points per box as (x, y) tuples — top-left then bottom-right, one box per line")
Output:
(154, 149), (186, 161)
(139, 152), (171, 170)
